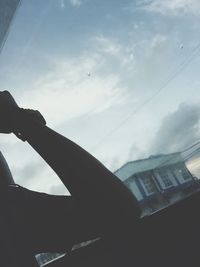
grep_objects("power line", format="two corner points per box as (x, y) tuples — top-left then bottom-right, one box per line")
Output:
(116, 142), (200, 178)
(150, 143), (200, 170)
(92, 42), (200, 151)
(182, 139), (200, 153)
(183, 147), (200, 162)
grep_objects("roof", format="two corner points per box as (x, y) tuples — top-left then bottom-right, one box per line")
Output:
(114, 152), (183, 182)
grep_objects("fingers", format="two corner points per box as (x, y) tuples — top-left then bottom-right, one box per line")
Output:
(0, 90), (19, 111)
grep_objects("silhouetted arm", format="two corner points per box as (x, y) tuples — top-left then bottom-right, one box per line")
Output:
(0, 91), (141, 225)
(16, 111), (141, 219)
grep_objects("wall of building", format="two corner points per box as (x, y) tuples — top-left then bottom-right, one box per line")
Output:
(124, 162), (199, 215)
(125, 178), (143, 201)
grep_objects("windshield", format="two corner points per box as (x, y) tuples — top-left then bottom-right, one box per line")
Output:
(0, 0), (200, 209)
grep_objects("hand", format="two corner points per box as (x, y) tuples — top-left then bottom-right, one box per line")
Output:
(0, 91), (46, 135)
(0, 91), (19, 133)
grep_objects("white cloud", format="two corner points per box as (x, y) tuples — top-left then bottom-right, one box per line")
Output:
(18, 53), (126, 127)
(60, 0), (83, 8)
(150, 34), (167, 49)
(93, 35), (121, 56)
(69, 0), (83, 7)
(60, 0), (65, 9)
(92, 35), (139, 69)
(138, 0), (200, 16)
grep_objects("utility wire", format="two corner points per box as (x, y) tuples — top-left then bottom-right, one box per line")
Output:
(182, 139), (200, 153)
(149, 143), (200, 170)
(117, 138), (200, 173)
(183, 147), (200, 162)
(92, 42), (200, 152)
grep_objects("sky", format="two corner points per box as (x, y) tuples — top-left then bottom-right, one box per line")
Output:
(1, 0), (200, 195)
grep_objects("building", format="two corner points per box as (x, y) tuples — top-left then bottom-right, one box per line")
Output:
(35, 152), (200, 265)
(115, 152), (200, 216)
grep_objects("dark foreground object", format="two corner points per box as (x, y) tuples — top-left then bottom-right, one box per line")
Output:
(0, 91), (198, 267)
(44, 190), (200, 267)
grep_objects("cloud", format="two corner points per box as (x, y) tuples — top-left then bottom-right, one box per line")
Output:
(13, 158), (70, 194)
(10, 32), (171, 126)
(150, 34), (167, 50)
(68, 0), (83, 7)
(90, 33), (169, 94)
(49, 183), (69, 195)
(93, 35), (122, 57)
(60, 0), (84, 9)
(1, 32), (163, 192)
(60, 0), (65, 9)
(127, 143), (147, 162)
(17, 52), (126, 127)
(13, 160), (45, 186)
(0, 140), (67, 194)
(151, 103), (200, 154)
(137, 0), (200, 16)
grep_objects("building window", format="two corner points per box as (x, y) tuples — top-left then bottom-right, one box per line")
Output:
(141, 176), (155, 195)
(159, 171), (173, 187)
(177, 168), (191, 181)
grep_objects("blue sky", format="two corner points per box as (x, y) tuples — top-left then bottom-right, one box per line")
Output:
(1, 0), (200, 194)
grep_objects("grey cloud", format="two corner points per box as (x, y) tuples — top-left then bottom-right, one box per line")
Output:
(14, 161), (46, 186)
(49, 183), (70, 196)
(151, 103), (200, 154)
(108, 156), (121, 172)
(127, 143), (147, 162)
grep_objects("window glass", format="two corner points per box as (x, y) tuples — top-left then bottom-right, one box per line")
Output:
(2, 2), (200, 266)
(140, 175), (156, 195)
(159, 171), (173, 188)
(1, 0), (200, 212)
(143, 177), (155, 194)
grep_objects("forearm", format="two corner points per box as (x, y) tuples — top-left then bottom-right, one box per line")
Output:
(16, 111), (141, 218)
(0, 89), (140, 238)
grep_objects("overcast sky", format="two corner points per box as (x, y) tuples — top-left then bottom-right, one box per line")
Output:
(0, 0), (200, 195)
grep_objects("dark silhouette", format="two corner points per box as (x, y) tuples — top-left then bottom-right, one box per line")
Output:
(0, 91), (141, 267)
(2, 91), (200, 267)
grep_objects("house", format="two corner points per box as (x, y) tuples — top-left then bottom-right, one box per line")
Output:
(114, 152), (200, 215)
